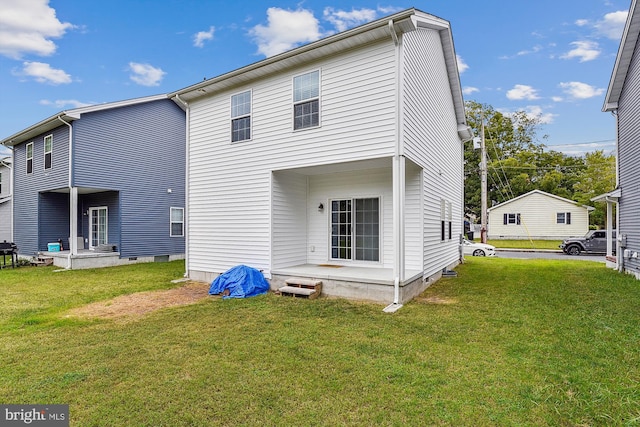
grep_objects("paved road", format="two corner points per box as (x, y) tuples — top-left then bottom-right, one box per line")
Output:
(495, 249), (606, 263)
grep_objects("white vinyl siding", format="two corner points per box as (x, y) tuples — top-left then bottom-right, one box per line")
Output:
(488, 191), (590, 239)
(187, 40), (397, 276)
(402, 28), (464, 277)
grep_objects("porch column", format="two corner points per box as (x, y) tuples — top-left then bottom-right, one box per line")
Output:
(393, 155), (405, 282)
(69, 187), (78, 255)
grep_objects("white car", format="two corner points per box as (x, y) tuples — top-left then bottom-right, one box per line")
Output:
(462, 239), (496, 257)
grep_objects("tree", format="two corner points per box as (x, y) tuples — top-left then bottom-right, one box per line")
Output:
(464, 101), (614, 228)
(572, 151), (616, 227)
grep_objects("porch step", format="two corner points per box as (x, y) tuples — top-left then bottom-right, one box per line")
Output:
(30, 256), (53, 267)
(277, 278), (322, 299)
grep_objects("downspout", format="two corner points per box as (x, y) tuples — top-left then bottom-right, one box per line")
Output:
(384, 19), (405, 313)
(612, 109), (623, 273)
(174, 94), (190, 278)
(57, 115), (76, 269)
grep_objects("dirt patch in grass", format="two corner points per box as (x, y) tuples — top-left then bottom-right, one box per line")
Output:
(66, 281), (212, 321)
(414, 296), (458, 305)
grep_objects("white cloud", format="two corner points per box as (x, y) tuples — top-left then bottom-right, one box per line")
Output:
(560, 40), (600, 62)
(559, 81), (604, 99)
(506, 84), (540, 101)
(323, 7), (377, 32)
(128, 62), (166, 86)
(193, 26), (215, 48)
(595, 10), (628, 40)
(551, 96), (563, 102)
(0, 0), (73, 59)
(517, 45), (542, 56)
(457, 54), (469, 73)
(39, 99), (91, 109)
(18, 61), (71, 84)
(523, 105), (555, 124)
(249, 8), (323, 57)
(463, 86), (479, 95)
(575, 19), (589, 27)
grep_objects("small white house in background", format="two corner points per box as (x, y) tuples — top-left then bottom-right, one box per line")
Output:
(487, 190), (593, 240)
(170, 8), (472, 307)
(0, 155), (12, 243)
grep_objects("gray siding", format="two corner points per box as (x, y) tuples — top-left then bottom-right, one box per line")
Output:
(72, 99), (185, 258)
(13, 125), (70, 254)
(617, 28), (640, 276)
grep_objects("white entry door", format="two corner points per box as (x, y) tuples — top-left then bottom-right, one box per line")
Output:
(89, 207), (108, 248)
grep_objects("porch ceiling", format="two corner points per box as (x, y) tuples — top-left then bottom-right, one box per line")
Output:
(276, 157), (393, 176)
(44, 187), (115, 195)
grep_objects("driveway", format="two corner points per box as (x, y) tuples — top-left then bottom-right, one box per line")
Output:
(496, 249), (606, 263)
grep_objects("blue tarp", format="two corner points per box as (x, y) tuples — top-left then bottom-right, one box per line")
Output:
(208, 265), (270, 299)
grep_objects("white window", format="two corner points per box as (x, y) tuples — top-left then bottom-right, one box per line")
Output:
(293, 70), (320, 130)
(44, 134), (52, 169)
(170, 207), (184, 237)
(231, 90), (251, 142)
(503, 213), (521, 225)
(26, 142), (33, 174)
(557, 212), (571, 225)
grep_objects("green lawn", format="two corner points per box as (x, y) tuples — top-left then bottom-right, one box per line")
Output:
(1, 259), (639, 426)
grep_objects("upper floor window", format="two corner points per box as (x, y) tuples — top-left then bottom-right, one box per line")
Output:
(44, 134), (53, 169)
(231, 90), (251, 142)
(26, 142), (33, 174)
(557, 212), (571, 225)
(293, 70), (320, 130)
(503, 213), (521, 225)
(170, 207), (184, 237)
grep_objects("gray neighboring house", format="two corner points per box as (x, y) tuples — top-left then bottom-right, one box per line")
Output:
(598, 0), (640, 279)
(0, 156), (12, 243)
(0, 95), (186, 269)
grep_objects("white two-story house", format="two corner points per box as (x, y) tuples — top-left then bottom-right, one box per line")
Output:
(170, 8), (472, 306)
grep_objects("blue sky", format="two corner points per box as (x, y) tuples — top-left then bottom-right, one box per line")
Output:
(0, 0), (631, 157)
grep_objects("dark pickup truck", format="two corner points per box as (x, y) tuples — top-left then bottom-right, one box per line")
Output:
(560, 230), (615, 255)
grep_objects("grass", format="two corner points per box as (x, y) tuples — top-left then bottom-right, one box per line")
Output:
(483, 239), (563, 250)
(1, 259), (639, 426)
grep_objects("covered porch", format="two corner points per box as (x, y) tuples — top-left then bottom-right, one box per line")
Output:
(271, 263), (429, 304)
(39, 186), (119, 261)
(269, 156), (437, 305)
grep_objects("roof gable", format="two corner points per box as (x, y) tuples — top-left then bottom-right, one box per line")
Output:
(487, 189), (595, 212)
(0, 94), (168, 147)
(170, 8), (467, 129)
(603, 0), (639, 111)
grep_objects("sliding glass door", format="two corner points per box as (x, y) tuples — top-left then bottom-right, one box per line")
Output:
(331, 198), (379, 262)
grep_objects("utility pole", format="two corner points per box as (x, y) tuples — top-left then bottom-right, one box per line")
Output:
(480, 120), (488, 244)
